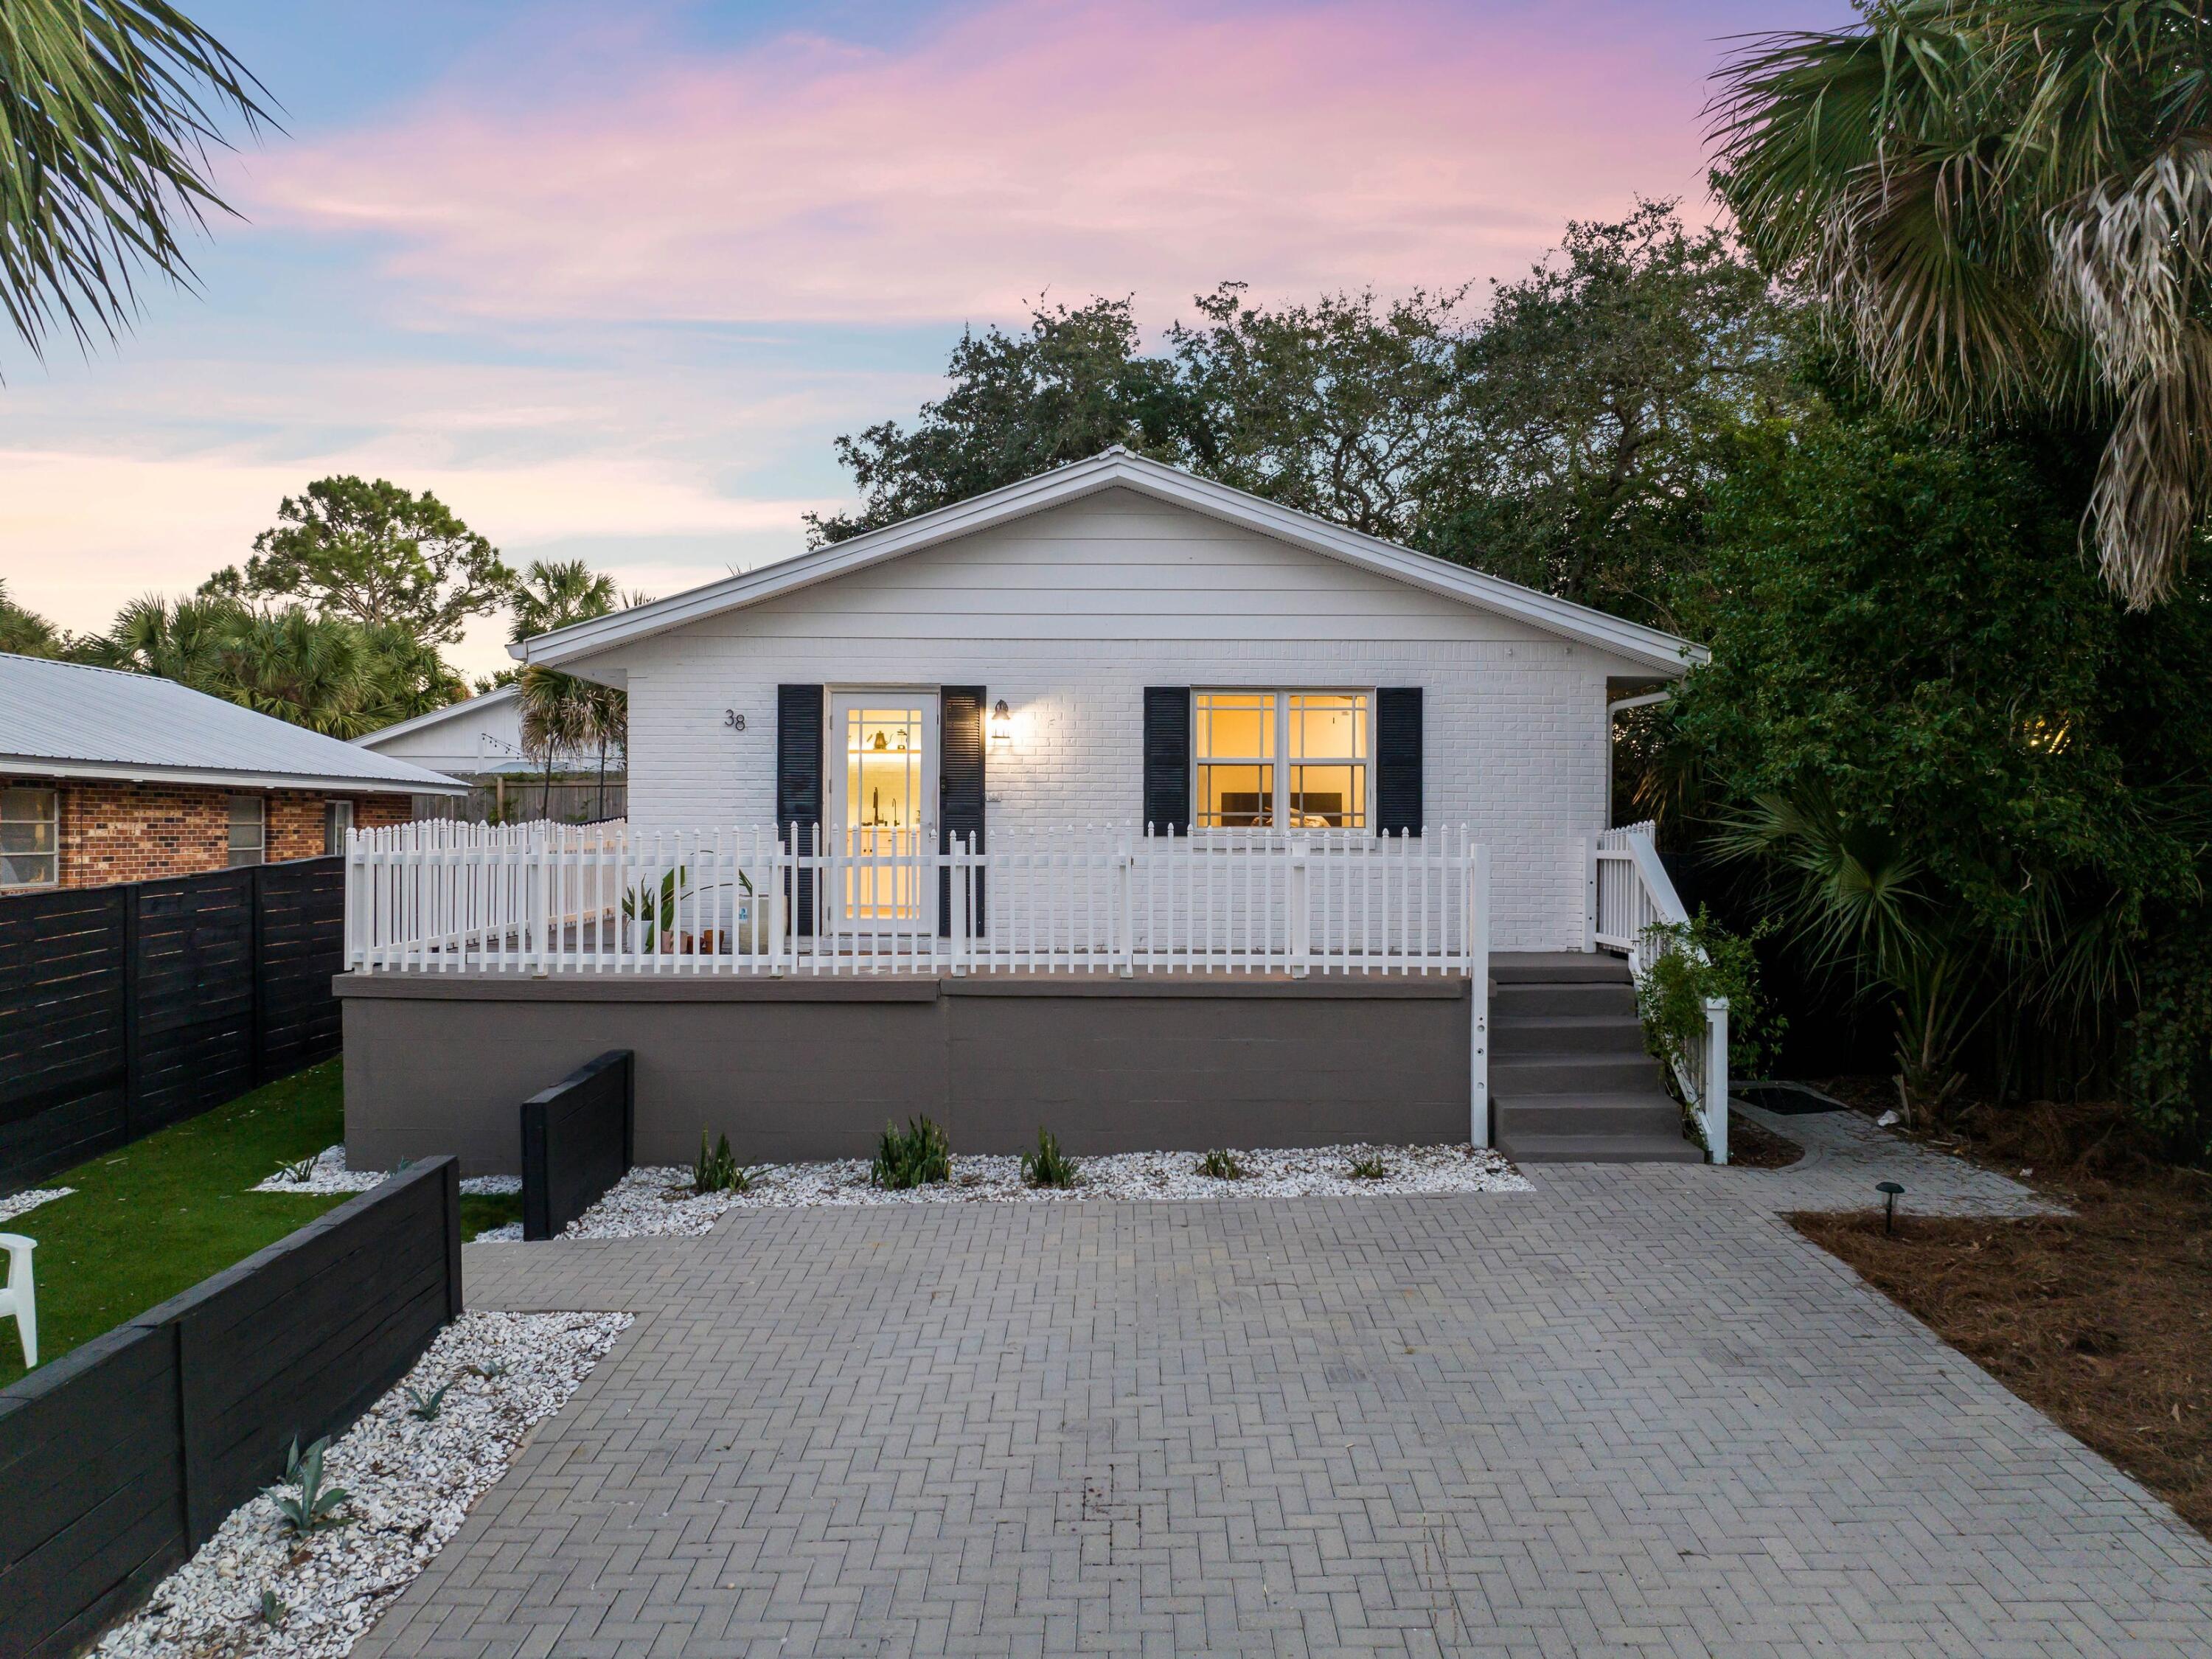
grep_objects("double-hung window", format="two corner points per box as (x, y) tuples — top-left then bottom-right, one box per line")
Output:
(226, 795), (266, 868)
(1, 786), (59, 888)
(324, 799), (354, 855)
(1194, 691), (1370, 829)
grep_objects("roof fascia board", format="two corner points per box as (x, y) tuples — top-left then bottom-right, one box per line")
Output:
(0, 756), (469, 794)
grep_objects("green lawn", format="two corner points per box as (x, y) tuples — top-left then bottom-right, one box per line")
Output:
(0, 1060), (521, 1387)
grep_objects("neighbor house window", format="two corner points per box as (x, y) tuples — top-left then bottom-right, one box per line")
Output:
(324, 799), (354, 854)
(226, 795), (266, 867)
(1194, 691), (1369, 829)
(1, 786), (59, 888)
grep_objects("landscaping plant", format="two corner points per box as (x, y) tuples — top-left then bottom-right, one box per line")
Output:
(871, 1116), (951, 1189)
(1022, 1127), (1079, 1189)
(1347, 1155), (1388, 1180)
(268, 1436), (349, 1537)
(405, 1382), (452, 1422)
(692, 1130), (752, 1194)
(1197, 1149), (1243, 1180)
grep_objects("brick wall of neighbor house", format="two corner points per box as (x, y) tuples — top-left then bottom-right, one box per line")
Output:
(1, 781), (412, 890)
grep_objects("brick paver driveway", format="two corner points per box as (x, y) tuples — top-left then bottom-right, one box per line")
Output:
(360, 1166), (2212, 1658)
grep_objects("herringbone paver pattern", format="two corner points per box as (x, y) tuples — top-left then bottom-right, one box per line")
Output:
(357, 1169), (2212, 1658)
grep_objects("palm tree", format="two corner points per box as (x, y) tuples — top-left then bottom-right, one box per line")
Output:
(1710, 1), (2212, 607)
(216, 605), (375, 736)
(509, 560), (628, 820)
(1, 0), (274, 358)
(90, 591), (237, 686)
(0, 576), (67, 655)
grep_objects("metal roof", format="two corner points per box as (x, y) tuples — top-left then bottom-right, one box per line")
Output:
(349, 681), (518, 746)
(0, 653), (469, 794)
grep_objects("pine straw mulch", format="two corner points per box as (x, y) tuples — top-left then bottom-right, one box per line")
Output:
(1789, 1091), (2212, 1537)
(1726, 1110), (1804, 1169)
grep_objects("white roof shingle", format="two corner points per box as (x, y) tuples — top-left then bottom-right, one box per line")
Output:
(0, 653), (467, 795)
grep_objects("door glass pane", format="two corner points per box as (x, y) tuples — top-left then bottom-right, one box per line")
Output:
(843, 705), (925, 918)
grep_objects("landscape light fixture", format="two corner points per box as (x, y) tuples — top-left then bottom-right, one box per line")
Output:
(1877, 1180), (1905, 1236)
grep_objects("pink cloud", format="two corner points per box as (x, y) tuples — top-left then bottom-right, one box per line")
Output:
(251, 0), (1726, 324)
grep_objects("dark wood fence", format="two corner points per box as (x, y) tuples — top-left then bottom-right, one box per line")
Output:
(0, 1158), (462, 1659)
(521, 1050), (634, 1240)
(0, 856), (345, 1194)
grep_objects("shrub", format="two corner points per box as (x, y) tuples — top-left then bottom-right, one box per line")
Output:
(1633, 908), (1779, 1082)
(872, 1116), (950, 1189)
(1197, 1148), (1242, 1180)
(1022, 1127), (1079, 1189)
(267, 1436), (349, 1536)
(1346, 1154), (1388, 1180)
(405, 1381), (452, 1422)
(693, 1130), (752, 1194)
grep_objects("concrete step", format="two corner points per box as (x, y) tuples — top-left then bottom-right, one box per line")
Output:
(1491, 1013), (1648, 1058)
(1495, 1091), (1684, 1138)
(1493, 981), (1638, 1018)
(1489, 953), (1632, 985)
(1495, 1130), (1705, 1164)
(1492, 1054), (1663, 1096)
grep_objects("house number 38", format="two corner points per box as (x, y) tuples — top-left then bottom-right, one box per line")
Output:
(723, 709), (745, 731)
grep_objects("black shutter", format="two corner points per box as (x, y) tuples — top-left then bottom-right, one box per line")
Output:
(776, 684), (824, 936)
(1375, 686), (1423, 836)
(939, 686), (986, 937)
(1142, 686), (1192, 834)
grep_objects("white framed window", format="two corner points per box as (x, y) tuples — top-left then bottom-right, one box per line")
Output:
(324, 799), (354, 854)
(226, 795), (266, 868)
(1194, 690), (1370, 829)
(1, 786), (59, 888)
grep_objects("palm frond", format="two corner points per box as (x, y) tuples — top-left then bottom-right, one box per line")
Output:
(0, 0), (275, 358)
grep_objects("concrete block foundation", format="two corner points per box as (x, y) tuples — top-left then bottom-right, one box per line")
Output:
(337, 970), (1475, 1175)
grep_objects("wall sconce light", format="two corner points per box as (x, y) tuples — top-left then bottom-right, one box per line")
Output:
(990, 698), (1012, 748)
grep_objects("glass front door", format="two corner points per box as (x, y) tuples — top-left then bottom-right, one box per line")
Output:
(827, 692), (936, 930)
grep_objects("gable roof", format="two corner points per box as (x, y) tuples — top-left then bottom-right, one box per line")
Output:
(0, 653), (469, 795)
(352, 682), (518, 748)
(512, 449), (1709, 677)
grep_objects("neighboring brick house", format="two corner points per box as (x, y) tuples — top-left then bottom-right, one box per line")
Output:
(1, 653), (467, 893)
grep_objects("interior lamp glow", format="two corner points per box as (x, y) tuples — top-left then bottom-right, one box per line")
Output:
(990, 698), (1012, 748)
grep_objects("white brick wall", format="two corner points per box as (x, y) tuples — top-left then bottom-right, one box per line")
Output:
(584, 489), (1654, 951)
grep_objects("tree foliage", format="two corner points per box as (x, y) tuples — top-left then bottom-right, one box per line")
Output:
(205, 476), (513, 646)
(0, 576), (69, 655)
(1658, 411), (2212, 1113)
(807, 209), (1790, 627)
(0, 0), (271, 361)
(87, 593), (463, 735)
(1711, 0), (2212, 607)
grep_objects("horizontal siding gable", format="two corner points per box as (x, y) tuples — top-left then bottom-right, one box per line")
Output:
(678, 489), (1586, 652)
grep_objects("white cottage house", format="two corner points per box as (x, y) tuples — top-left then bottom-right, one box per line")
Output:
(512, 448), (1703, 950)
(339, 451), (1718, 1172)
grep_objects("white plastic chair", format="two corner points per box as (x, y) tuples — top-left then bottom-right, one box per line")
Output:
(0, 1234), (35, 1369)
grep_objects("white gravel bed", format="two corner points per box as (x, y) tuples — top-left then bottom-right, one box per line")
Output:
(95, 1309), (629, 1659)
(563, 1142), (1530, 1237)
(254, 1146), (521, 1197)
(0, 1184), (72, 1225)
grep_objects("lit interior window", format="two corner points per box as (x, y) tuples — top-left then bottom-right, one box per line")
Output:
(1194, 692), (1368, 829)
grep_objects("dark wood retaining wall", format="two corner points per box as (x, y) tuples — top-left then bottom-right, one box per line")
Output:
(0, 1158), (462, 1659)
(0, 857), (347, 1194)
(521, 1050), (634, 1240)
(341, 973), (1475, 1172)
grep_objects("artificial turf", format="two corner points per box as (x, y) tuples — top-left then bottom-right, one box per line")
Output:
(0, 1060), (521, 1386)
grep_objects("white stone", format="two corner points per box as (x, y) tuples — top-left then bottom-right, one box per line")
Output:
(0, 1186), (72, 1224)
(94, 1310), (629, 1659)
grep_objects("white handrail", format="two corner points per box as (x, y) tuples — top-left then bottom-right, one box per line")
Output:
(1594, 821), (1729, 1164)
(346, 821), (1489, 982)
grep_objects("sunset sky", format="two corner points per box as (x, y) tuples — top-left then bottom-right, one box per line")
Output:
(1, 0), (1849, 678)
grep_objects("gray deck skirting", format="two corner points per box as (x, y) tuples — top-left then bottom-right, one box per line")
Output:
(338, 969), (1475, 1174)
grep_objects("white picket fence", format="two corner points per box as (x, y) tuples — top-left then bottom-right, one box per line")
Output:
(1594, 821), (1729, 1164)
(345, 818), (1490, 981)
